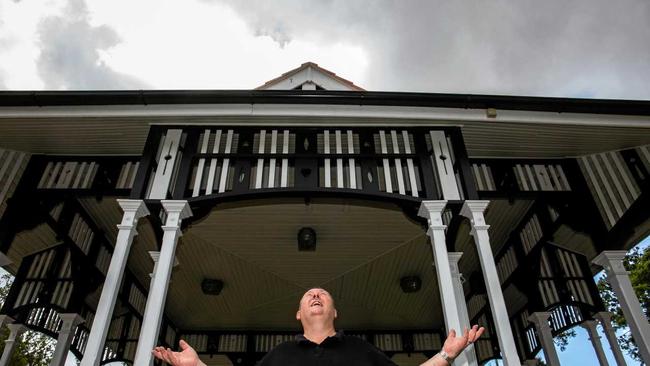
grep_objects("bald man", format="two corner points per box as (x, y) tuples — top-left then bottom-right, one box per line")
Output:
(153, 288), (484, 366)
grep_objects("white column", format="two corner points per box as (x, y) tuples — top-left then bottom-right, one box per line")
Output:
(0, 323), (25, 366)
(50, 314), (84, 366)
(80, 199), (149, 366)
(449, 252), (479, 366)
(581, 320), (610, 366)
(133, 200), (192, 366)
(594, 312), (627, 366)
(460, 201), (521, 366)
(528, 312), (560, 366)
(418, 202), (464, 342)
(593, 251), (650, 364)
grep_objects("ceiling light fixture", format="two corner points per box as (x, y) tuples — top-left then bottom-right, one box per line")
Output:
(297, 227), (317, 251)
(400, 276), (422, 293)
(201, 278), (224, 296)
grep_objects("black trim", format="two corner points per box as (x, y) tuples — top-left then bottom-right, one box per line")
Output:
(1, 90), (650, 116)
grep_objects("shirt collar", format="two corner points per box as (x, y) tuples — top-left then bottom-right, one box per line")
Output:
(296, 330), (344, 344)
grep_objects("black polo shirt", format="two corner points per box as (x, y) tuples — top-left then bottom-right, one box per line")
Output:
(257, 331), (397, 366)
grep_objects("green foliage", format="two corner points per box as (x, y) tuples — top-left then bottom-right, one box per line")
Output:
(0, 272), (56, 366)
(597, 245), (650, 363)
(553, 328), (576, 352)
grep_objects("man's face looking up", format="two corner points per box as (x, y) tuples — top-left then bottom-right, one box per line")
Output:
(296, 288), (337, 324)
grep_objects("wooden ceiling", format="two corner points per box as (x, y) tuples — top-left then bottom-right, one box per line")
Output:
(71, 196), (543, 333)
(0, 114), (648, 158)
(8, 193), (631, 335)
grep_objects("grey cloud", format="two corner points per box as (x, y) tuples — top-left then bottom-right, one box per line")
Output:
(219, 0), (650, 99)
(36, 0), (147, 90)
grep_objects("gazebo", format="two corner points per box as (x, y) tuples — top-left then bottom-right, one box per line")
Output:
(0, 63), (648, 366)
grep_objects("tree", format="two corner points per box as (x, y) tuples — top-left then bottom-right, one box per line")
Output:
(552, 242), (649, 362)
(0, 272), (56, 366)
(596, 244), (650, 363)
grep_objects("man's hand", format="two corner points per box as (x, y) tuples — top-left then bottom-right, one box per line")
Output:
(442, 325), (484, 359)
(420, 325), (485, 366)
(152, 339), (206, 366)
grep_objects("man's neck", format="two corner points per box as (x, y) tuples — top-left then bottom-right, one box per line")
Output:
(302, 323), (337, 344)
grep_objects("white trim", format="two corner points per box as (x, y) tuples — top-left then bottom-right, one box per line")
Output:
(379, 130), (392, 193)
(2, 104), (649, 128)
(281, 130), (289, 188)
(268, 130), (277, 188)
(218, 130), (233, 193)
(192, 129), (210, 197)
(391, 130), (406, 195)
(335, 130), (344, 188)
(347, 130), (356, 189)
(324, 130), (331, 188)
(205, 129), (222, 195)
(403, 131), (418, 197)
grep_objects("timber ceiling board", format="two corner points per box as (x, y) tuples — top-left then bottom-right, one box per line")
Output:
(321, 234), (441, 329)
(0, 115), (648, 157)
(502, 284), (528, 317)
(162, 198), (443, 330)
(167, 233), (305, 330)
(454, 199), (534, 279)
(187, 198), (424, 288)
(6, 223), (57, 274)
(78, 197), (158, 291)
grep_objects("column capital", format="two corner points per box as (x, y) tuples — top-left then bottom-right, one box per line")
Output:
(58, 313), (84, 330)
(418, 200), (447, 221)
(448, 252), (463, 275)
(593, 251), (629, 275)
(149, 251), (179, 266)
(581, 319), (599, 331)
(117, 199), (150, 227)
(448, 252), (463, 264)
(0, 252), (11, 267)
(0, 316), (14, 328)
(460, 200), (490, 227)
(528, 311), (552, 328)
(6, 323), (26, 336)
(593, 311), (614, 324)
(161, 200), (193, 220)
(460, 200), (490, 216)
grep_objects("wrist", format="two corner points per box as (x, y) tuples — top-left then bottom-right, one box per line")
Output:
(436, 350), (454, 365)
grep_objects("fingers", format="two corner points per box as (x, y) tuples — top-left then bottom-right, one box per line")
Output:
(151, 346), (177, 365)
(448, 328), (456, 339)
(152, 347), (170, 364)
(467, 325), (485, 343)
(179, 339), (190, 350)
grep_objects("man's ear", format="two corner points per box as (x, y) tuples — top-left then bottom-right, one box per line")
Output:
(296, 310), (301, 321)
(334, 309), (338, 319)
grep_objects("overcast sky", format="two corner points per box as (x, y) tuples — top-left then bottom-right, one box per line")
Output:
(1, 0), (649, 99)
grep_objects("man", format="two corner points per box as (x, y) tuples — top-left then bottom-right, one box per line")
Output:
(153, 288), (484, 366)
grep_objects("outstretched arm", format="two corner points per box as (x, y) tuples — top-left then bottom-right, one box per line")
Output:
(152, 339), (207, 366)
(420, 325), (485, 366)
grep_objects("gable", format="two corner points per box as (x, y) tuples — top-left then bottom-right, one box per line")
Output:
(257, 62), (364, 91)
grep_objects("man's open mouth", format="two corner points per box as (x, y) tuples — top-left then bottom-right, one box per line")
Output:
(310, 300), (323, 307)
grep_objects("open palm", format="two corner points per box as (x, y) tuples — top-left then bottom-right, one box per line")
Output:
(152, 340), (205, 366)
(442, 325), (485, 358)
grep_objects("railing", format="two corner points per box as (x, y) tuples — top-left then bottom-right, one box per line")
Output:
(138, 126), (478, 203)
(469, 158), (573, 196)
(33, 155), (140, 194)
